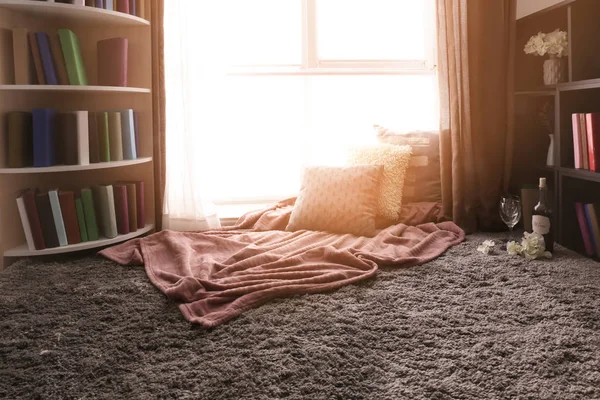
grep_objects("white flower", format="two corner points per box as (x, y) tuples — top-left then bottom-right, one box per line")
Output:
(524, 29), (567, 57)
(477, 240), (496, 255)
(506, 241), (522, 256)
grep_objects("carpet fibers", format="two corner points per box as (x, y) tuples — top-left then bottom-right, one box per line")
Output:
(1, 233), (600, 399)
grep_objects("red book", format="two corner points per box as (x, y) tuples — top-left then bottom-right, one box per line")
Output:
(585, 113), (600, 172)
(572, 113), (583, 169)
(113, 184), (130, 234)
(58, 190), (82, 244)
(135, 181), (144, 229)
(97, 37), (128, 86)
(116, 0), (129, 13)
(28, 32), (45, 84)
(22, 189), (46, 250)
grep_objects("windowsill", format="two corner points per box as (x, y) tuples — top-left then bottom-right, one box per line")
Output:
(216, 202), (274, 226)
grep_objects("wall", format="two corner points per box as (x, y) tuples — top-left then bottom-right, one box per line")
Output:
(517, 0), (564, 19)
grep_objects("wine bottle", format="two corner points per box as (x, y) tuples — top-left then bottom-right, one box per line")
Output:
(532, 177), (554, 252)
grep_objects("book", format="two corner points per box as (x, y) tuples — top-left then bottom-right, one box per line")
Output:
(135, 180), (144, 229)
(88, 112), (100, 163)
(28, 32), (45, 84)
(58, 112), (76, 165)
(32, 108), (57, 167)
(49, 34), (69, 85)
(35, 191), (60, 248)
(35, 32), (58, 85)
(16, 196), (36, 251)
(7, 112), (33, 168)
(22, 189), (46, 250)
(97, 37), (128, 87)
(95, 0), (103, 7)
(48, 189), (68, 246)
(116, 0), (129, 13)
(85, 0), (95, 6)
(136, 0), (145, 19)
(113, 184), (130, 234)
(58, 190), (82, 245)
(71, 111), (90, 165)
(96, 111), (110, 162)
(105, 0), (113, 10)
(58, 29), (88, 85)
(75, 197), (89, 242)
(124, 182), (138, 232)
(575, 203), (594, 256)
(585, 204), (600, 257)
(572, 113), (583, 169)
(12, 27), (33, 85)
(580, 113), (590, 170)
(129, 0), (136, 16)
(133, 111), (140, 155)
(108, 111), (124, 161)
(81, 188), (99, 241)
(93, 185), (118, 238)
(120, 109), (136, 159)
(585, 113), (600, 172)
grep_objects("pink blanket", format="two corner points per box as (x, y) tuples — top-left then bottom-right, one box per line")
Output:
(100, 200), (464, 327)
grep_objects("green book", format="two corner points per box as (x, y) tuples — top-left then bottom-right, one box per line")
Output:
(96, 112), (110, 162)
(81, 188), (99, 241)
(75, 197), (88, 242)
(58, 29), (88, 85)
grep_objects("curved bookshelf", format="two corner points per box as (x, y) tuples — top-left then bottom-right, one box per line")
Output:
(0, 85), (151, 93)
(0, 157), (152, 174)
(0, 0), (149, 26)
(4, 223), (154, 257)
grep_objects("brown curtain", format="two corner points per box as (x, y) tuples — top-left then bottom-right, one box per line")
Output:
(436, 0), (516, 231)
(150, 0), (166, 230)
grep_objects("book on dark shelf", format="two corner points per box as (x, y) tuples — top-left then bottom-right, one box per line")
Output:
(35, 32), (58, 85)
(585, 113), (600, 172)
(113, 184), (130, 234)
(579, 113), (590, 170)
(96, 111), (111, 162)
(75, 197), (89, 242)
(28, 32), (45, 85)
(32, 108), (57, 167)
(572, 114), (583, 169)
(16, 196), (36, 251)
(97, 37), (128, 87)
(93, 185), (118, 239)
(81, 188), (99, 241)
(575, 203), (594, 256)
(7, 112), (33, 168)
(35, 191), (60, 248)
(58, 29), (88, 85)
(58, 190), (82, 245)
(108, 111), (124, 161)
(12, 27), (34, 85)
(120, 109), (136, 159)
(584, 204), (600, 257)
(48, 189), (68, 246)
(22, 189), (46, 250)
(49, 34), (69, 85)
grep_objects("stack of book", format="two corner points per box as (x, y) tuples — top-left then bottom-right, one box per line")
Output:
(84, 0), (145, 18)
(5, 108), (140, 168)
(16, 182), (145, 250)
(571, 113), (600, 171)
(575, 202), (600, 257)
(12, 28), (87, 85)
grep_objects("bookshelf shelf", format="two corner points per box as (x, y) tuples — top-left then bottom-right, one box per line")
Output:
(3, 223), (154, 257)
(0, 85), (151, 93)
(0, 0), (149, 26)
(559, 167), (600, 183)
(0, 157), (152, 174)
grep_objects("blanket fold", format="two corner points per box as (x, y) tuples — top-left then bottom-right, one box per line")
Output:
(100, 201), (464, 327)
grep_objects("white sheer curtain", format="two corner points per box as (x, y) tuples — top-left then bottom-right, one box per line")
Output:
(162, 1), (222, 231)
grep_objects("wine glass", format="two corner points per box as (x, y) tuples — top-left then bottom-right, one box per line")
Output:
(499, 194), (522, 241)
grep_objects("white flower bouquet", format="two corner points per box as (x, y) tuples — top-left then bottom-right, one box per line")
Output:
(477, 232), (552, 260)
(524, 29), (568, 58)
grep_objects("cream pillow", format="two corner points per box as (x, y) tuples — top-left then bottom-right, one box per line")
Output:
(347, 143), (412, 221)
(286, 165), (383, 237)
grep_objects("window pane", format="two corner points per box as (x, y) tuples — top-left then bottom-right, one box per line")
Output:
(316, 0), (428, 60)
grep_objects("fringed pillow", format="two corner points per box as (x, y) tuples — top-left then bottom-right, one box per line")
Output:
(347, 143), (412, 221)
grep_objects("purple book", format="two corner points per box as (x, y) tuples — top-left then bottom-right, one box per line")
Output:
(95, 0), (103, 8)
(35, 32), (58, 85)
(129, 0), (136, 15)
(33, 108), (57, 167)
(576, 202), (595, 256)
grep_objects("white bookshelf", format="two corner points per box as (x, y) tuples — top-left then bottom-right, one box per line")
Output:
(0, 0), (155, 268)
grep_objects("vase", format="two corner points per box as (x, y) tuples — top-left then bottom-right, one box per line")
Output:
(547, 134), (555, 166)
(543, 56), (565, 85)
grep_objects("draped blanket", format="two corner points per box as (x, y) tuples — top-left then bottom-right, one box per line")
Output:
(100, 200), (465, 327)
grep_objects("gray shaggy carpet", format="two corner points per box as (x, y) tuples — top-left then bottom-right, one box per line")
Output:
(1, 233), (600, 400)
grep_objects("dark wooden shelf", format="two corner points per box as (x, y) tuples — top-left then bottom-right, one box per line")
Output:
(559, 167), (600, 182)
(516, 78), (600, 94)
(514, 89), (556, 96)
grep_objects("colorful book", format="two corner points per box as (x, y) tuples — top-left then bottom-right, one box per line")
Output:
(59, 190), (82, 245)
(22, 189), (46, 250)
(81, 188), (99, 241)
(113, 184), (130, 234)
(48, 189), (68, 246)
(28, 32), (45, 85)
(585, 204), (600, 257)
(120, 109), (136, 159)
(58, 29), (88, 85)
(572, 113), (583, 169)
(96, 112), (110, 162)
(75, 197), (89, 242)
(93, 185), (118, 238)
(49, 34), (69, 85)
(580, 113), (590, 170)
(12, 27), (33, 85)
(7, 112), (33, 168)
(585, 113), (600, 172)
(116, 0), (129, 13)
(16, 196), (36, 251)
(35, 191), (60, 248)
(97, 37), (128, 87)
(108, 111), (124, 161)
(124, 182), (138, 232)
(575, 203), (594, 256)
(32, 108), (57, 167)
(35, 32), (58, 85)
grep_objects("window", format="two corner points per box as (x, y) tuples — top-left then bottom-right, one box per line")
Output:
(165, 0), (438, 205)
